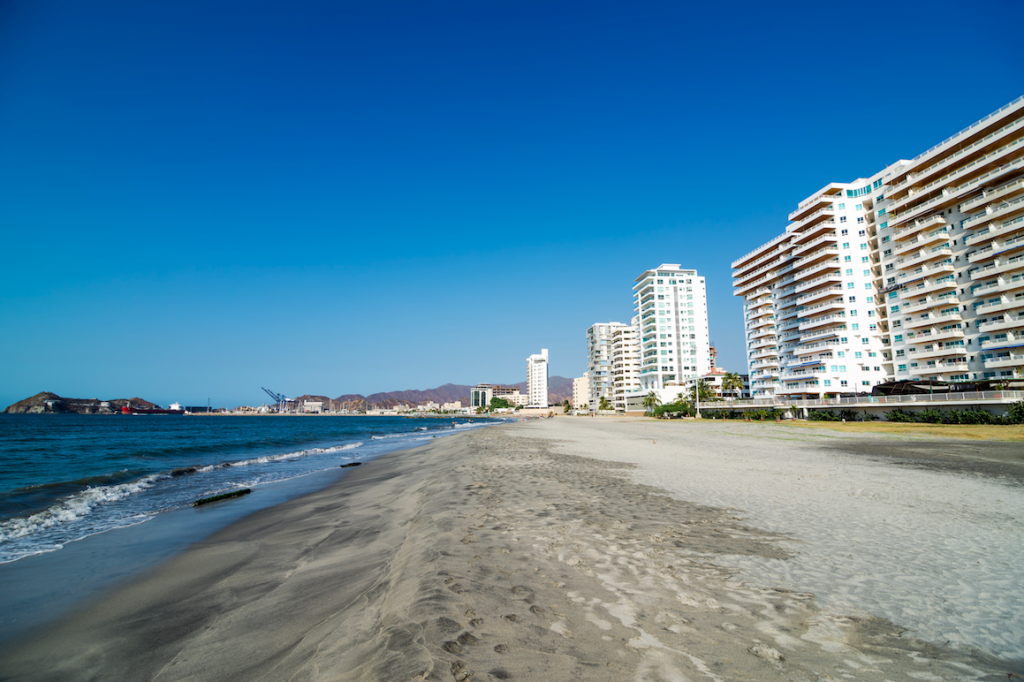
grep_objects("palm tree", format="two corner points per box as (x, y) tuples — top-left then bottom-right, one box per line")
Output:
(562, 399), (571, 412)
(598, 396), (612, 412)
(642, 390), (661, 415)
(721, 373), (744, 400)
(689, 380), (713, 403)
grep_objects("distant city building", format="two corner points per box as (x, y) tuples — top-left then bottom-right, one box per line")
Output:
(526, 349), (549, 408)
(633, 264), (711, 391)
(572, 373), (590, 410)
(441, 401), (462, 411)
(470, 384), (493, 409)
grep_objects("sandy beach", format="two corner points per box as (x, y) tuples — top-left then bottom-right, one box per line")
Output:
(1, 418), (1022, 681)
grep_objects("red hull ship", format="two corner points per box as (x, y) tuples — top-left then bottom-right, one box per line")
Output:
(121, 402), (185, 415)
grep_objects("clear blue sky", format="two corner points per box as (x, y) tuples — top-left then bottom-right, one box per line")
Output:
(1, 0), (1022, 408)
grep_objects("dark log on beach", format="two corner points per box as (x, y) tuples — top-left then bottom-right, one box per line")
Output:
(339, 462), (362, 468)
(193, 489), (251, 507)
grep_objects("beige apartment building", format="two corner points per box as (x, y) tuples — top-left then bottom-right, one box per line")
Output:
(610, 323), (641, 411)
(733, 96), (1024, 399)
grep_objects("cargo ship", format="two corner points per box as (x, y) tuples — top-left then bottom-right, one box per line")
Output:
(121, 402), (185, 415)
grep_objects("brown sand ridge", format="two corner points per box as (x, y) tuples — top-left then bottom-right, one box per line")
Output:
(0, 421), (1016, 681)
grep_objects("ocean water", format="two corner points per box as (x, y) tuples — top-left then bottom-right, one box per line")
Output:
(0, 414), (497, 565)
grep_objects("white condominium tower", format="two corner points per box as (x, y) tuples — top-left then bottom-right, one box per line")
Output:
(733, 96), (1024, 398)
(633, 265), (711, 391)
(586, 323), (625, 410)
(526, 349), (549, 408)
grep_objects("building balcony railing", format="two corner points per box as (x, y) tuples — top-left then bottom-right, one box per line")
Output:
(977, 315), (1023, 333)
(962, 176), (1024, 213)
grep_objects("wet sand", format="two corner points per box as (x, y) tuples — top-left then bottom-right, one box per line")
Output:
(1, 419), (1021, 681)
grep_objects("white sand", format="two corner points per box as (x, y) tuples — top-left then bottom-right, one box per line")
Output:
(515, 418), (1024, 660)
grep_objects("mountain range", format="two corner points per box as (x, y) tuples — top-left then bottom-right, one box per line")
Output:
(293, 376), (574, 410)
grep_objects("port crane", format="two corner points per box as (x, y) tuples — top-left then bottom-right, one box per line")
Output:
(261, 387), (291, 413)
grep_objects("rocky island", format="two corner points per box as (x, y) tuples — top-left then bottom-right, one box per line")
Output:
(3, 392), (159, 414)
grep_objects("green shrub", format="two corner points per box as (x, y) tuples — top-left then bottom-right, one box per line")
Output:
(1009, 400), (1024, 425)
(915, 409), (944, 424)
(808, 411), (839, 421)
(885, 408), (916, 422)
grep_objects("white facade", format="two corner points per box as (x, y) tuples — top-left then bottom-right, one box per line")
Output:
(572, 373), (590, 410)
(733, 96), (1024, 396)
(526, 349), (549, 408)
(633, 265), (711, 391)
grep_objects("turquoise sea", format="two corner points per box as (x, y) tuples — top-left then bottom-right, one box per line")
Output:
(0, 414), (501, 645)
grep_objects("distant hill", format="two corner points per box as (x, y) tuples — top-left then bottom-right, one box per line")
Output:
(3, 392), (158, 414)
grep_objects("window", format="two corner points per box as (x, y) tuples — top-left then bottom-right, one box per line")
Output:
(858, 230), (866, 237)
(838, 203), (845, 209)
(824, 380), (831, 387)
(843, 242), (850, 249)
(860, 243), (868, 250)
(830, 365), (838, 372)
(862, 256), (869, 263)
(846, 268), (854, 276)
(840, 216), (847, 223)
(898, 364), (907, 371)
(865, 284), (872, 290)
(869, 323), (877, 331)
(841, 380), (848, 387)
(868, 310), (875, 317)
(845, 255), (852, 263)
(866, 296), (873, 303)
(838, 351), (845, 357)
(857, 217), (865, 224)
(841, 228), (849, 235)
(862, 338), (870, 345)
(852, 323), (859, 330)
(855, 204), (862, 211)
(848, 296), (856, 302)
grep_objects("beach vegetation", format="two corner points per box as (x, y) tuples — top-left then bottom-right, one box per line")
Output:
(489, 397), (513, 410)
(643, 391), (661, 415)
(808, 410), (840, 421)
(598, 396), (612, 411)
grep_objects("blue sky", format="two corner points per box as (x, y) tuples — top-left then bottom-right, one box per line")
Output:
(1, 0), (1022, 408)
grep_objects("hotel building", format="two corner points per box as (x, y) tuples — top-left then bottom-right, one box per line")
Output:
(734, 96), (1024, 398)
(526, 349), (549, 408)
(632, 265), (711, 393)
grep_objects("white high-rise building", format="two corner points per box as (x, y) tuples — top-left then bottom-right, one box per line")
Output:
(587, 323), (627, 410)
(526, 349), (549, 408)
(610, 322), (641, 411)
(733, 96), (1024, 397)
(572, 373), (590, 410)
(633, 265), (711, 393)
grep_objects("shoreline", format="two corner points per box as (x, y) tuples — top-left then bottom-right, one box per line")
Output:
(1, 420), (1020, 680)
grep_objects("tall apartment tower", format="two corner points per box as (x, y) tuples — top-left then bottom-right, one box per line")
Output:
(633, 265), (711, 391)
(733, 96), (1024, 397)
(610, 322), (641, 411)
(586, 323), (624, 410)
(526, 349), (549, 408)
(876, 99), (1024, 384)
